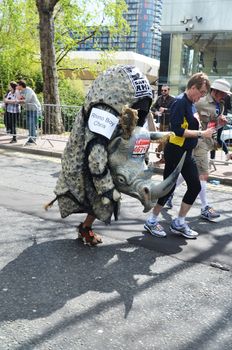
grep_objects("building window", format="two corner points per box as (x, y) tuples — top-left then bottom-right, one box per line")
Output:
(169, 32), (232, 94)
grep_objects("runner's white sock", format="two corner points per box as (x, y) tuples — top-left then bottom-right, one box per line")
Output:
(176, 174), (185, 187)
(199, 180), (208, 209)
(177, 216), (185, 225)
(147, 213), (158, 223)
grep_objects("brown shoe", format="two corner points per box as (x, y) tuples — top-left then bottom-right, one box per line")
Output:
(78, 223), (102, 246)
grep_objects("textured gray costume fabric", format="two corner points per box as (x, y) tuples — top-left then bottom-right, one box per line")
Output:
(54, 65), (152, 223)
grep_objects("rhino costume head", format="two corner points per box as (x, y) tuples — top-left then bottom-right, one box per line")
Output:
(54, 65), (183, 223)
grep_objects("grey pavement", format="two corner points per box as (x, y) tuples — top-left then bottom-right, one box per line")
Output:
(0, 138), (232, 350)
(0, 132), (232, 186)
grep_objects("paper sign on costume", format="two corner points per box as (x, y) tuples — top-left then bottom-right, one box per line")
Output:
(88, 108), (119, 139)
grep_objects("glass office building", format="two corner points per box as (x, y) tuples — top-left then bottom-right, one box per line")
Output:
(78, 0), (163, 60)
(159, 0), (232, 95)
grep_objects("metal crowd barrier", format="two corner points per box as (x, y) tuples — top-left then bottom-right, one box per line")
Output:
(38, 104), (81, 146)
(0, 102), (231, 164)
(0, 102), (81, 147)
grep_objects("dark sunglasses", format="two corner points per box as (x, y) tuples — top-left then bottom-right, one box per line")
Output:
(162, 89), (168, 92)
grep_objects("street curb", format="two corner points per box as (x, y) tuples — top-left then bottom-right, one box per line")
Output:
(0, 144), (62, 159)
(153, 165), (232, 187)
(1, 144), (231, 186)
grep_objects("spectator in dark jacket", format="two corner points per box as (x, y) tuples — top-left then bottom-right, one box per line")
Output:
(151, 85), (175, 131)
(151, 85), (175, 161)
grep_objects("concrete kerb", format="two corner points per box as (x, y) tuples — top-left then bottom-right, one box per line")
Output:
(0, 143), (62, 159)
(1, 142), (231, 186)
(153, 163), (232, 186)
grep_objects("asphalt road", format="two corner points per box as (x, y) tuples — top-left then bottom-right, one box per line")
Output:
(0, 149), (232, 350)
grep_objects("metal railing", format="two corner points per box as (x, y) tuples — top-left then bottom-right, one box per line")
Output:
(0, 102), (231, 164)
(0, 102), (81, 146)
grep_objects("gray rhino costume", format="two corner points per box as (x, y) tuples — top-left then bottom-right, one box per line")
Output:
(52, 65), (183, 225)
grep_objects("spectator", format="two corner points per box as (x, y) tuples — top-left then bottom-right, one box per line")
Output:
(193, 79), (231, 219)
(224, 94), (231, 115)
(4, 81), (21, 143)
(151, 85), (175, 131)
(151, 85), (175, 161)
(210, 93), (231, 162)
(17, 80), (41, 144)
(144, 72), (213, 239)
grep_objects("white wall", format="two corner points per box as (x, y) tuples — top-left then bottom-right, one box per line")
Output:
(161, 0), (232, 33)
(69, 51), (160, 83)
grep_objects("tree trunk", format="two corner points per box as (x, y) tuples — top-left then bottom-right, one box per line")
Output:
(36, 0), (64, 134)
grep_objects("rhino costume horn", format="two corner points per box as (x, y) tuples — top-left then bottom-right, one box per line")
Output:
(108, 127), (185, 213)
(133, 152), (186, 212)
(53, 65), (183, 224)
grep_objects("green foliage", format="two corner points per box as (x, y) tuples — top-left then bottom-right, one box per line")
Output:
(0, 0), (40, 98)
(58, 78), (85, 131)
(88, 51), (118, 77)
(58, 78), (85, 106)
(0, 0), (129, 101)
(54, 0), (129, 64)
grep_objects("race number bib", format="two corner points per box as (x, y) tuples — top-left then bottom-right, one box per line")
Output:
(132, 138), (150, 157)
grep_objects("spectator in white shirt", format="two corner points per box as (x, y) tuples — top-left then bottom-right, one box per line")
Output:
(4, 81), (21, 143)
(17, 80), (41, 144)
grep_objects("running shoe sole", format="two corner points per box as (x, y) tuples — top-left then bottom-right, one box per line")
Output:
(170, 225), (198, 239)
(144, 224), (166, 238)
(200, 214), (220, 222)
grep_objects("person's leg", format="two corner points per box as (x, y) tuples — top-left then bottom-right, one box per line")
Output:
(178, 156), (201, 217)
(33, 110), (38, 139)
(196, 153), (209, 211)
(6, 112), (11, 133)
(178, 202), (192, 220)
(222, 140), (229, 155)
(199, 178), (208, 209)
(199, 173), (220, 220)
(26, 111), (32, 141)
(26, 110), (37, 142)
(9, 113), (13, 136)
(210, 149), (215, 160)
(83, 214), (96, 228)
(11, 113), (17, 141)
(144, 144), (184, 238)
(144, 202), (167, 237)
(170, 155), (200, 238)
(78, 214), (102, 246)
(196, 149), (221, 220)
(30, 110), (37, 140)
(165, 173), (185, 209)
(151, 203), (163, 217)
(8, 113), (16, 142)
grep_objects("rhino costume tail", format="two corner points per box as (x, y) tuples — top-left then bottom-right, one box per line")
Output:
(44, 197), (57, 211)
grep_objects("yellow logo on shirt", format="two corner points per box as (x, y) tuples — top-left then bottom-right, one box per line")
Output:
(169, 117), (188, 147)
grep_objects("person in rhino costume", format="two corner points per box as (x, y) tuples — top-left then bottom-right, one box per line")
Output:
(45, 65), (181, 246)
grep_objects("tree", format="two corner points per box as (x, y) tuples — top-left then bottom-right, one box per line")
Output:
(0, 0), (129, 133)
(0, 0), (40, 96)
(35, 0), (64, 133)
(36, 0), (129, 133)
